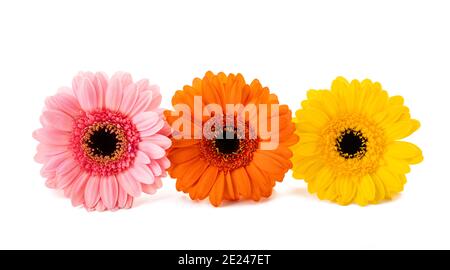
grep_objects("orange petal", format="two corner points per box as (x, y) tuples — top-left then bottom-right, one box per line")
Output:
(171, 138), (201, 148)
(222, 171), (235, 201)
(246, 163), (272, 198)
(170, 156), (200, 177)
(209, 171), (225, 206)
(192, 165), (219, 200)
(257, 150), (291, 169)
(176, 159), (209, 191)
(168, 146), (200, 164)
(230, 167), (252, 199)
(252, 152), (285, 175)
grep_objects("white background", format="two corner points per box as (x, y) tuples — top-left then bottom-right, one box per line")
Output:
(0, 0), (449, 249)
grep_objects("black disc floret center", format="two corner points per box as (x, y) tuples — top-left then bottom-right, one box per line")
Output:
(214, 128), (241, 154)
(336, 129), (367, 159)
(87, 128), (121, 157)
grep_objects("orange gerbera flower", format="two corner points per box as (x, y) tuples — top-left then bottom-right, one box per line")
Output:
(164, 71), (298, 206)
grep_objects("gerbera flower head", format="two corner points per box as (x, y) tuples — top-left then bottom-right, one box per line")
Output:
(33, 72), (171, 211)
(164, 71), (298, 206)
(291, 77), (423, 205)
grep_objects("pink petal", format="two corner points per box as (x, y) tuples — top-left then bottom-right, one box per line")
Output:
(141, 134), (172, 149)
(95, 200), (106, 212)
(125, 195), (133, 209)
(73, 77), (98, 112)
(45, 177), (57, 189)
(136, 79), (149, 90)
(129, 164), (155, 184)
(84, 175), (101, 208)
(135, 150), (151, 164)
(33, 128), (70, 145)
(56, 86), (74, 95)
(93, 72), (108, 108)
(41, 110), (73, 131)
(56, 158), (78, 176)
(64, 182), (75, 198)
(117, 186), (127, 208)
(129, 91), (152, 117)
(34, 151), (48, 163)
(119, 83), (139, 115)
(156, 156), (171, 170)
(72, 75), (83, 92)
(153, 176), (163, 189)
(147, 85), (162, 111)
(35, 145), (69, 163)
(56, 166), (81, 189)
(70, 172), (90, 207)
(40, 151), (72, 174)
(37, 143), (68, 157)
(149, 160), (162, 176)
(41, 167), (55, 178)
(105, 72), (132, 111)
(157, 121), (172, 136)
(142, 183), (157, 195)
(139, 141), (166, 159)
(72, 72), (94, 91)
(100, 175), (119, 210)
(132, 111), (159, 131)
(45, 93), (81, 117)
(116, 170), (141, 197)
(140, 120), (165, 137)
(105, 79), (123, 111)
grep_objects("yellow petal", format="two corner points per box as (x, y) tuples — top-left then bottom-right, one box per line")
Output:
(354, 188), (369, 206)
(306, 89), (320, 100)
(385, 141), (423, 164)
(389, 95), (404, 106)
(292, 167), (305, 179)
(370, 173), (386, 202)
(399, 174), (407, 185)
(410, 119), (421, 133)
(374, 105), (408, 126)
(364, 89), (388, 116)
(292, 157), (322, 180)
(307, 177), (318, 193)
(354, 81), (370, 113)
(295, 121), (319, 133)
(315, 166), (335, 191)
(295, 109), (329, 128)
(294, 142), (320, 156)
(331, 77), (350, 100)
(408, 154), (424, 164)
(336, 176), (356, 205)
(375, 167), (403, 193)
(345, 79), (360, 113)
(296, 133), (320, 143)
(318, 91), (340, 117)
(359, 175), (376, 202)
(321, 181), (338, 201)
(385, 119), (420, 141)
(385, 157), (411, 174)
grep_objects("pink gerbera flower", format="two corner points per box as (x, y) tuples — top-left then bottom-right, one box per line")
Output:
(33, 72), (171, 211)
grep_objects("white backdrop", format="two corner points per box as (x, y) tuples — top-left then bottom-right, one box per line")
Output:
(0, 0), (449, 249)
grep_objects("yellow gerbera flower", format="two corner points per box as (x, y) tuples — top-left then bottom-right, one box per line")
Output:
(291, 77), (423, 206)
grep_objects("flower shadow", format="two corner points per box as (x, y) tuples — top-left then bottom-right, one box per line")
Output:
(132, 192), (176, 208)
(284, 186), (310, 198)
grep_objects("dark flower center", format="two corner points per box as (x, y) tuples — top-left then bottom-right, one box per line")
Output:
(200, 123), (258, 172)
(88, 129), (120, 157)
(214, 129), (241, 154)
(82, 123), (127, 163)
(336, 129), (367, 159)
